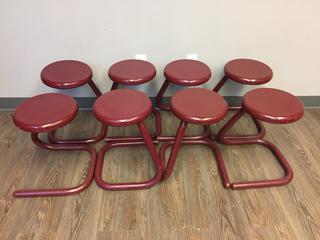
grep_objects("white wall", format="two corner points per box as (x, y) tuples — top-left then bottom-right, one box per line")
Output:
(1, 0), (320, 97)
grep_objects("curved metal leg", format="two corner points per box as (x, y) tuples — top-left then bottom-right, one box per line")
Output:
(229, 139), (293, 189)
(110, 82), (119, 91)
(211, 76), (266, 140)
(212, 75), (229, 92)
(157, 124), (210, 142)
(210, 112), (265, 141)
(161, 120), (188, 179)
(160, 138), (231, 188)
(159, 119), (230, 187)
(216, 108), (294, 189)
(95, 122), (163, 190)
(48, 124), (107, 144)
(104, 109), (161, 142)
(88, 79), (102, 96)
(217, 108), (266, 142)
(14, 133), (97, 198)
(156, 79), (171, 111)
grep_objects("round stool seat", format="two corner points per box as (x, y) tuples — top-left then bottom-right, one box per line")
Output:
(243, 88), (304, 124)
(13, 93), (78, 132)
(171, 88), (227, 125)
(108, 59), (156, 85)
(41, 60), (93, 89)
(93, 89), (152, 127)
(164, 59), (211, 86)
(225, 59), (273, 85)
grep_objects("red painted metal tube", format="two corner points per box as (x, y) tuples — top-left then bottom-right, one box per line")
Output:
(95, 122), (163, 191)
(162, 121), (188, 179)
(160, 131), (231, 188)
(157, 124), (211, 142)
(110, 82), (119, 91)
(212, 75), (229, 92)
(211, 76), (266, 140)
(216, 108), (294, 190)
(155, 79), (171, 111)
(230, 139), (293, 189)
(14, 133), (97, 198)
(214, 113), (266, 141)
(104, 109), (161, 142)
(88, 79), (102, 97)
(48, 124), (107, 144)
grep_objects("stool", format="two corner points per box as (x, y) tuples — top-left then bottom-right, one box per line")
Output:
(156, 59), (212, 110)
(42, 60), (107, 144)
(217, 88), (304, 190)
(93, 89), (163, 190)
(106, 59), (161, 142)
(41, 60), (102, 96)
(211, 59), (273, 140)
(160, 88), (229, 187)
(156, 59), (212, 141)
(12, 93), (97, 197)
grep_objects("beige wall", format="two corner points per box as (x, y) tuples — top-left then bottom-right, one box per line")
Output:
(1, 0), (319, 97)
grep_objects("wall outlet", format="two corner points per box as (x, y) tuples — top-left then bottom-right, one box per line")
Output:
(187, 54), (198, 60)
(135, 54), (147, 61)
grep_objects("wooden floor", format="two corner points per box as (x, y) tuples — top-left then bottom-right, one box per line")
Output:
(0, 109), (319, 240)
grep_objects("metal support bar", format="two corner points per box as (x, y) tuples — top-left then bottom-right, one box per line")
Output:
(88, 79), (102, 97)
(48, 124), (107, 144)
(211, 76), (266, 140)
(155, 79), (171, 111)
(14, 133), (97, 198)
(216, 108), (294, 189)
(95, 122), (163, 190)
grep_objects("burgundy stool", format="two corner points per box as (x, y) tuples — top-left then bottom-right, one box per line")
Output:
(156, 59), (212, 110)
(93, 89), (163, 190)
(217, 88), (304, 190)
(41, 60), (102, 96)
(105, 59), (161, 142)
(41, 60), (107, 144)
(156, 59), (212, 141)
(160, 88), (230, 187)
(12, 93), (97, 197)
(211, 59), (273, 140)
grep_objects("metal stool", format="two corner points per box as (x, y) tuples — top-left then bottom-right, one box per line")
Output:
(41, 60), (107, 144)
(156, 59), (212, 141)
(94, 89), (163, 190)
(41, 60), (102, 96)
(12, 93), (97, 197)
(211, 59), (273, 140)
(160, 88), (229, 188)
(106, 59), (161, 142)
(217, 88), (304, 189)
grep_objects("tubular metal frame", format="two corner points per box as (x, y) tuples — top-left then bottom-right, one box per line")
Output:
(48, 124), (107, 144)
(217, 108), (294, 190)
(160, 121), (230, 188)
(210, 75), (266, 140)
(14, 133), (97, 198)
(95, 121), (163, 190)
(156, 79), (171, 111)
(88, 79), (102, 97)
